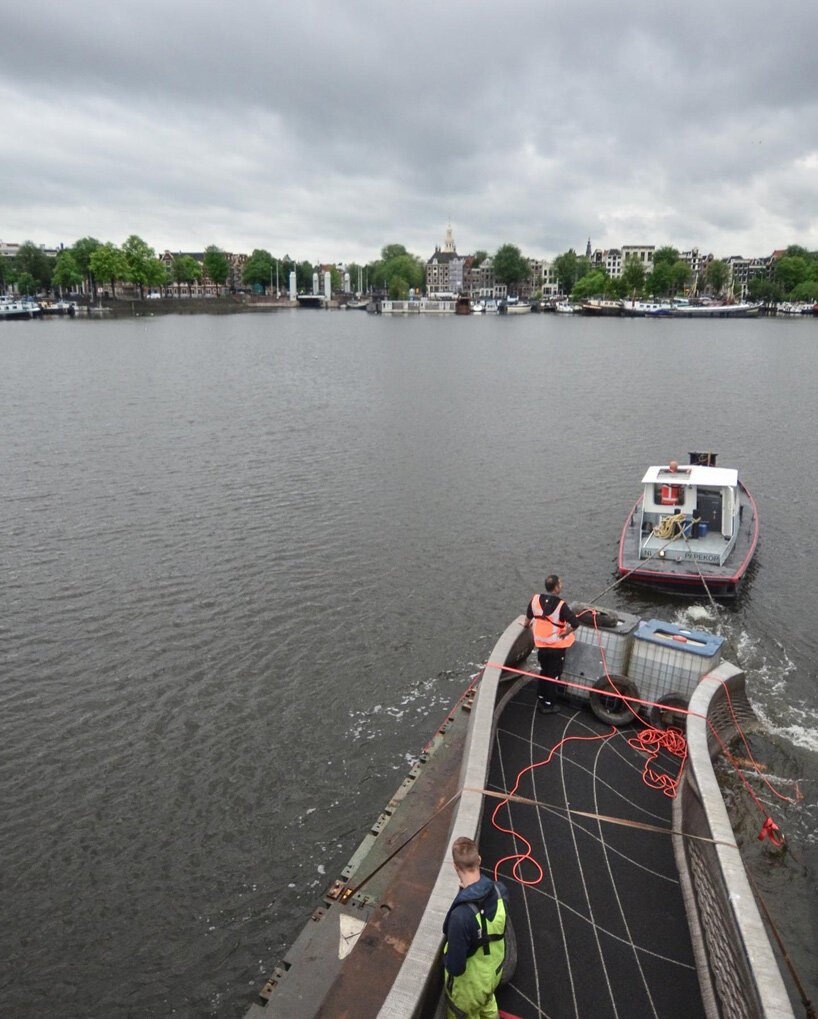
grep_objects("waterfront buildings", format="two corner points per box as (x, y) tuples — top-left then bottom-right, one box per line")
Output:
(1, 229), (804, 302)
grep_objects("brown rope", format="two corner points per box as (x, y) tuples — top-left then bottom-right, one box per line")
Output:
(466, 786), (738, 849)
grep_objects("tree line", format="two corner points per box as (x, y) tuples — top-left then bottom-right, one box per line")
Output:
(550, 245), (818, 302)
(1, 236), (332, 301)
(3, 235), (817, 303)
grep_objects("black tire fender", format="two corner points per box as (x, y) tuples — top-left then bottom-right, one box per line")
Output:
(589, 674), (639, 726)
(572, 604), (619, 629)
(500, 911), (517, 985)
(650, 693), (689, 731)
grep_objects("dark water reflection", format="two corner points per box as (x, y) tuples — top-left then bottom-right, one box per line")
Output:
(1, 311), (815, 1015)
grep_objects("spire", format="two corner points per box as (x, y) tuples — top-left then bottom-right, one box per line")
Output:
(443, 221), (456, 254)
(586, 237), (591, 258)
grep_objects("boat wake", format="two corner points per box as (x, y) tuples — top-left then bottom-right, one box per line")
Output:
(670, 606), (817, 753)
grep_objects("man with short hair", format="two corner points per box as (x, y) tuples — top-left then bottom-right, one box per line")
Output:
(525, 574), (579, 713)
(442, 837), (508, 1019)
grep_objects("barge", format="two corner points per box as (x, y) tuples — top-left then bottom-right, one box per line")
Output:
(244, 605), (793, 1018)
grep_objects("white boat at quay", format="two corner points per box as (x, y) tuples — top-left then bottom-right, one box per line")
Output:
(377, 298), (457, 314)
(773, 301), (814, 316)
(40, 300), (78, 316)
(581, 299), (623, 316)
(671, 302), (760, 318)
(0, 296), (43, 320)
(499, 299), (531, 314)
(622, 298), (673, 316)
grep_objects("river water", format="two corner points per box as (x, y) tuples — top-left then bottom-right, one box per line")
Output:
(1, 310), (816, 1017)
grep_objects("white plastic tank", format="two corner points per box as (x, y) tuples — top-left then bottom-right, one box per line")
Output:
(627, 619), (725, 709)
(562, 605), (641, 701)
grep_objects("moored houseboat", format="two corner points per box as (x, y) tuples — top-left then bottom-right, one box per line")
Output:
(0, 296), (43, 320)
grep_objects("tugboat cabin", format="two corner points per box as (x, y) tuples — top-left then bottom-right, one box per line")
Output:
(637, 460), (740, 566)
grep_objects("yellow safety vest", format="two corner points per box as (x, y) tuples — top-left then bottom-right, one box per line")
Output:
(444, 894), (507, 1018)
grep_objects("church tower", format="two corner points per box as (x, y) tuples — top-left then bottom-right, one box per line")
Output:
(443, 221), (456, 254)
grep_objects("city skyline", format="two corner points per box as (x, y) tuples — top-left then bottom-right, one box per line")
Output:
(2, 1), (817, 264)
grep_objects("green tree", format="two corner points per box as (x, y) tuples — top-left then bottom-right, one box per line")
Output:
(370, 248), (424, 294)
(471, 250), (488, 267)
(145, 257), (168, 295)
(705, 260), (729, 295)
(278, 254), (296, 293)
(380, 243), (409, 262)
(16, 271), (37, 296)
(606, 275), (628, 299)
(747, 276), (783, 303)
(646, 262), (673, 296)
(782, 245), (812, 260)
(203, 245), (230, 291)
(90, 243), (129, 298)
(570, 269), (608, 301)
(620, 255), (647, 296)
(790, 279), (818, 301)
(670, 260), (691, 294)
(492, 244), (531, 294)
(14, 241), (53, 291)
(773, 255), (813, 296)
(52, 250), (84, 294)
(122, 234), (158, 299)
(388, 275), (409, 300)
(71, 237), (101, 299)
(552, 249), (583, 296)
(653, 246), (680, 267)
(296, 260), (315, 292)
(171, 255), (202, 296)
(242, 249), (275, 291)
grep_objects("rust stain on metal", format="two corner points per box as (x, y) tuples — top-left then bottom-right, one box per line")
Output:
(312, 723), (467, 1018)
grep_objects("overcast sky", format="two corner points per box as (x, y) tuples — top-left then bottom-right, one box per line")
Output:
(3, 0), (817, 265)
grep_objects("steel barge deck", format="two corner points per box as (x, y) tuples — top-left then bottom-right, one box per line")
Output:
(245, 615), (794, 1018)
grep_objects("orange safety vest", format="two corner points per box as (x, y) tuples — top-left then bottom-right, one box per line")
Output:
(529, 596), (575, 649)
(660, 483), (681, 505)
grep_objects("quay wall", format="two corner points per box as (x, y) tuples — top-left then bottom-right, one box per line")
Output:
(77, 296), (298, 317)
(676, 664), (795, 1019)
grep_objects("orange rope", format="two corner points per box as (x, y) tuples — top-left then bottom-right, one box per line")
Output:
(491, 727), (617, 886)
(485, 607), (794, 846)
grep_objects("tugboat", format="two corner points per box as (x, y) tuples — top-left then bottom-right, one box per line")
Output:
(618, 452), (759, 598)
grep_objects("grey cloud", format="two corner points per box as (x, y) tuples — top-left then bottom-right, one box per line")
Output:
(2, 0), (818, 261)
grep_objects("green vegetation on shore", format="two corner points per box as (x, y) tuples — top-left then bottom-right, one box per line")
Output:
(3, 234), (818, 304)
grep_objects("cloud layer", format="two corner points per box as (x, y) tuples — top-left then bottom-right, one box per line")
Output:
(3, 0), (817, 263)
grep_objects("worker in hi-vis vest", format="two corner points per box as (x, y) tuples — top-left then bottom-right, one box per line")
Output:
(443, 836), (509, 1019)
(525, 574), (579, 713)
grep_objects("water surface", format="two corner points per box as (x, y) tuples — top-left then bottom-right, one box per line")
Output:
(1, 310), (815, 1015)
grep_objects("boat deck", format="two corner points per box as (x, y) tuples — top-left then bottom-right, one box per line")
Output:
(619, 484), (758, 595)
(481, 683), (706, 1019)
